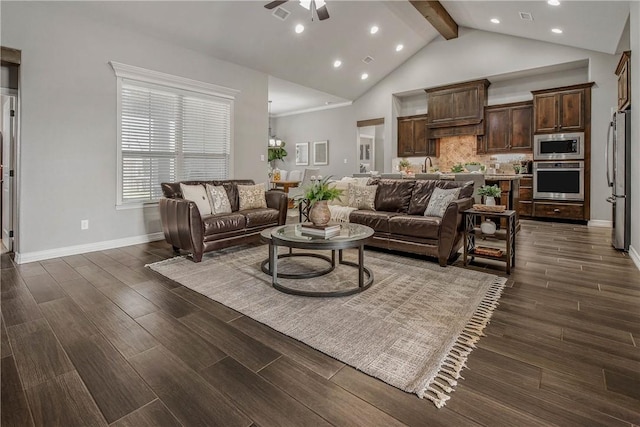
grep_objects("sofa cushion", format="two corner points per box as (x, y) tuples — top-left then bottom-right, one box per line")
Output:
(206, 184), (232, 214)
(424, 187), (461, 217)
(244, 208), (280, 228)
(328, 181), (350, 206)
(407, 180), (473, 215)
(349, 210), (404, 233)
(348, 184), (377, 210)
(180, 183), (212, 215)
(238, 183), (267, 210)
(213, 180), (255, 212)
(203, 212), (246, 236)
(374, 179), (415, 213)
(389, 215), (441, 240)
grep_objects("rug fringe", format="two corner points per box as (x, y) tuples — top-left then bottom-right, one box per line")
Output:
(145, 255), (186, 268)
(421, 276), (507, 408)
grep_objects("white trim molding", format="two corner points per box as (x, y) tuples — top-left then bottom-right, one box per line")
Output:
(274, 100), (353, 118)
(629, 245), (640, 271)
(110, 61), (240, 99)
(14, 232), (165, 264)
(587, 220), (612, 228)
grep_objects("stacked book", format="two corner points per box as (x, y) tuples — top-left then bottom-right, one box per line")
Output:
(299, 223), (341, 238)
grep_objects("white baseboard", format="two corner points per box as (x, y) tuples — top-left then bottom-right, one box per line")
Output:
(14, 232), (165, 264)
(587, 220), (612, 228)
(629, 245), (640, 271)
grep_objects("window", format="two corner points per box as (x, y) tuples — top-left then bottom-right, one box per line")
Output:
(111, 62), (238, 206)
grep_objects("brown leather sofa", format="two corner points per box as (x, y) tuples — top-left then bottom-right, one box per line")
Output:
(159, 180), (288, 262)
(348, 179), (474, 266)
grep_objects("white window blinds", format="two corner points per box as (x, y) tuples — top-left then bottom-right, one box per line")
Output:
(118, 80), (231, 204)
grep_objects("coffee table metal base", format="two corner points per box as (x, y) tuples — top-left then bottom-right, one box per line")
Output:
(263, 246), (374, 297)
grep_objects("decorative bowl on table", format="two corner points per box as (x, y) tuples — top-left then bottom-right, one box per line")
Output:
(465, 163), (482, 172)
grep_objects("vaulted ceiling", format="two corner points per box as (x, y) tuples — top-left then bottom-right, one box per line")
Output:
(65, 1), (630, 115)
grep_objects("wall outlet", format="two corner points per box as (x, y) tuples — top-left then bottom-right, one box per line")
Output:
(81, 219), (89, 230)
(344, 158), (348, 164)
(260, 154), (265, 161)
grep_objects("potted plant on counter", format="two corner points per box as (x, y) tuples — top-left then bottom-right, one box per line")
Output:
(295, 176), (343, 226)
(465, 162), (482, 172)
(478, 184), (501, 206)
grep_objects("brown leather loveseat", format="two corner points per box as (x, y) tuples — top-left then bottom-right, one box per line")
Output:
(159, 180), (288, 262)
(348, 179), (473, 266)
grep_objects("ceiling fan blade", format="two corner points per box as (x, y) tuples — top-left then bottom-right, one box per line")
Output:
(264, 0), (288, 10)
(316, 4), (330, 20)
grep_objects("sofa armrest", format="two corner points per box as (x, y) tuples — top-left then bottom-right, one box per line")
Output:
(438, 197), (473, 265)
(266, 190), (288, 225)
(159, 198), (204, 258)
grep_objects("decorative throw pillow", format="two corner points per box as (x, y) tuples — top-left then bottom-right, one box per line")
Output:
(205, 184), (232, 214)
(179, 183), (212, 216)
(238, 183), (267, 210)
(347, 184), (377, 211)
(424, 187), (461, 218)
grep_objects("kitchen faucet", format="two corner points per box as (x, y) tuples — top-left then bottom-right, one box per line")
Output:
(423, 157), (433, 173)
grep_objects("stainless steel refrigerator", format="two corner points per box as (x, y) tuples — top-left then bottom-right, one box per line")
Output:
(606, 109), (631, 251)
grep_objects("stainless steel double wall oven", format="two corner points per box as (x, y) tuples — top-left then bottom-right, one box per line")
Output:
(533, 132), (585, 201)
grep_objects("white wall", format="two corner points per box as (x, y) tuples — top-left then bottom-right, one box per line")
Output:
(629, 2), (640, 268)
(1, 2), (269, 261)
(283, 28), (620, 222)
(273, 105), (355, 179)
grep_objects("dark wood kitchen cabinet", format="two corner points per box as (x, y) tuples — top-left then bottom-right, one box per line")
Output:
(517, 176), (533, 217)
(483, 101), (533, 153)
(425, 79), (490, 138)
(616, 51), (631, 111)
(397, 114), (438, 157)
(532, 82), (594, 134)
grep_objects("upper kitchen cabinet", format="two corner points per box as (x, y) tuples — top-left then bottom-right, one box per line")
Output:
(425, 79), (490, 138)
(483, 101), (533, 153)
(532, 82), (594, 134)
(397, 114), (438, 157)
(616, 51), (631, 111)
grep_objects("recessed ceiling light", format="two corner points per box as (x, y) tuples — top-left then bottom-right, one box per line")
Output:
(333, 60), (342, 68)
(395, 44), (404, 52)
(547, 0), (560, 5)
(361, 73), (369, 80)
(490, 18), (500, 24)
(370, 26), (379, 35)
(551, 28), (563, 34)
(295, 24), (304, 34)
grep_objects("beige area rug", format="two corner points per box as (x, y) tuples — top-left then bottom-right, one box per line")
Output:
(148, 244), (506, 408)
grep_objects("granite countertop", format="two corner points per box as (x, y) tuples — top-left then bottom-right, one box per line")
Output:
(435, 173), (522, 181)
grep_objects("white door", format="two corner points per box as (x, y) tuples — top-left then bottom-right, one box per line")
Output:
(2, 95), (14, 251)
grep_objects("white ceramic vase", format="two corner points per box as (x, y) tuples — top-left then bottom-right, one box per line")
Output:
(480, 219), (497, 235)
(485, 196), (496, 206)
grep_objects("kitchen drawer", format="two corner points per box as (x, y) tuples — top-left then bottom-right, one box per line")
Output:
(519, 188), (532, 201)
(520, 177), (532, 188)
(533, 201), (584, 220)
(518, 201), (532, 217)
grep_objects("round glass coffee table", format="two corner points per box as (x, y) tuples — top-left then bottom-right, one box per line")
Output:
(260, 223), (374, 297)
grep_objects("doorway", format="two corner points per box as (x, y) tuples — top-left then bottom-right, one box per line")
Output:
(1, 47), (20, 255)
(1, 95), (16, 253)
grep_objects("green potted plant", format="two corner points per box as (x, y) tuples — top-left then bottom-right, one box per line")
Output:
(477, 184), (501, 206)
(295, 176), (343, 226)
(451, 163), (464, 173)
(398, 158), (411, 172)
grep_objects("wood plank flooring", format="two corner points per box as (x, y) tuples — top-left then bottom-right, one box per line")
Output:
(1, 220), (639, 426)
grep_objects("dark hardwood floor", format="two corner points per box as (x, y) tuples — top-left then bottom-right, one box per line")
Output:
(2, 220), (640, 426)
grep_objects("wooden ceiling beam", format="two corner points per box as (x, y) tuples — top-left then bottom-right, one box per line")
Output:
(409, 1), (458, 40)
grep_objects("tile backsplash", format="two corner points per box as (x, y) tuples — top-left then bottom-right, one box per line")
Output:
(394, 135), (532, 174)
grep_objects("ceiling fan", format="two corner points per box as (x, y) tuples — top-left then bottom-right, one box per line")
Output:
(265, 0), (330, 21)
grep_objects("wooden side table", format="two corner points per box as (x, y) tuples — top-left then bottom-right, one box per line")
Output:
(270, 180), (300, 208)
(462, 208), (516, 274)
